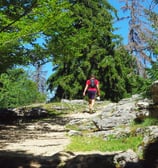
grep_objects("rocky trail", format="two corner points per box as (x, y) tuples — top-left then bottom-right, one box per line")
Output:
(0, 102), (103, 157)
(0, 102), (112, 168)
(0, 96), (157, 168)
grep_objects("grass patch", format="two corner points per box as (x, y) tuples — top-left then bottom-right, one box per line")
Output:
(139, 117), (158, 126)
(132, 117), (158, 127)
(43, 100), (111, 116)
(66, 135), (143, 152)
(43, 101), (86, 116)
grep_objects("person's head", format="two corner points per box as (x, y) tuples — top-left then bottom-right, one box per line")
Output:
(90, 74), (95, 79)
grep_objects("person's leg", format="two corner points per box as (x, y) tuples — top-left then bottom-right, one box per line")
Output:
(88, 99), (92, 112)
(91, 99), (95, 110)
(88, 91), (96, 113)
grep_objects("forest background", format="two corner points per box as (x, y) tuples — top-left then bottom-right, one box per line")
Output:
(0, 0), (158, 108)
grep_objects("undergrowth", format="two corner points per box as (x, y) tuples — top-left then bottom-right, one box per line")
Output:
(66, 135), (143, 153)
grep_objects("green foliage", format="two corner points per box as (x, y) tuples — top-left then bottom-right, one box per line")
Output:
(140, 62), (158, 98)
(0, 0), (153, 102)
(0, 0), (36, 72)
(0, 0), (74, 104)
(146, 62), (158, 82)
(133, 117), (158, 127)
(47, 0), (140, 101)
(0, 0), (71, 73)
(101, 47), (139, 101)
(0, 68), (46, 108)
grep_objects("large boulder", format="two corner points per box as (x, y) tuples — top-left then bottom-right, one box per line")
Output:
(143, 137), (158, 168)
(0, 107), (49, 123)
(0, 108), (17, 121)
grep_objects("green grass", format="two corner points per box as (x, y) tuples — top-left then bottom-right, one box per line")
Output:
(66, 117), (157, 156)
(43, 101), (86, 116)
(131, 117), (158, 127)
(66, 135), (143, 152)
(43, 100), (111, 116)
(139, 117), (158, 126)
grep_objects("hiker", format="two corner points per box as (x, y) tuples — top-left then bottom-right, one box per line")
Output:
(83, 74), (100, 113)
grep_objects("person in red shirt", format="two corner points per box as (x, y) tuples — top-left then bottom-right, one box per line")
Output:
(83, 74), (100, 113)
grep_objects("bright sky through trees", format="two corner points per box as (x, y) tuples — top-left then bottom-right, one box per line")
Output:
(108, 0), (129, 44)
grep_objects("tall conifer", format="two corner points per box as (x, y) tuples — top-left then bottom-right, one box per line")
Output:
(47, 0), (139, 101)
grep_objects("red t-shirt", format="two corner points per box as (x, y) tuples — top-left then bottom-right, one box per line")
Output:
(86, 79), (99, 91)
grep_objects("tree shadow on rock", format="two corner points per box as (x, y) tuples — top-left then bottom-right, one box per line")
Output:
(143, 138), (158, 168)
(0, 150), (146, 168)
(63, 153), (116, 168)
(0, 150), (63, 168)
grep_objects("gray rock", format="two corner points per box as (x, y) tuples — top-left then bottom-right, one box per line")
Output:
(114, 149), (141, 168)
(151, 80), (158, 104)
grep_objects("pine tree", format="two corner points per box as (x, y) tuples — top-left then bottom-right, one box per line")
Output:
(47, 0), (138, 101)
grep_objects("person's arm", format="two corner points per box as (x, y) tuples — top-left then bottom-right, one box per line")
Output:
(83, 84), (88, 96)
(96, 83), (100, 96)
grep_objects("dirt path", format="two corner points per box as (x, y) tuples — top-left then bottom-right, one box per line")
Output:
(0, 108), (102, 157)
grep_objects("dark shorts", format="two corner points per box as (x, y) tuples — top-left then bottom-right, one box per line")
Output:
(87, 90), (97, 99)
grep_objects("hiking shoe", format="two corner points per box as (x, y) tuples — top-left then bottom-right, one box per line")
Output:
(92, 110), (96, 113)
(89, 109), (96, 114)
(89, 109), (92, 113)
